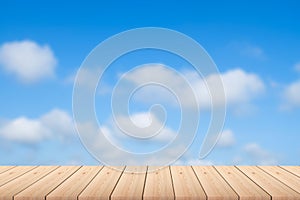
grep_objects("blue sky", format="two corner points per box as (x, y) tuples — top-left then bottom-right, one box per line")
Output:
(0, 0), (300, 165)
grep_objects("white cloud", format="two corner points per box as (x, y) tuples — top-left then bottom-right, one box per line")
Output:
(0, 109), (74, 143)
(122, 64), (265, 109)
(101, 112), (176, 142)
(244, 143), (277, 165)
(0, 117), (51, 143)
(282, 80), (300, 109)
(40, 109), (74, 136)
(0, 40), (57, 83)
(294, 62), (300, 72)
(216, 129), (235, 147)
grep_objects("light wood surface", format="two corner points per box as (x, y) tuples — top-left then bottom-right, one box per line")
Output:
(0, 166), (57, 200)
(15, 166), (80, 200)
(143, 166), (174, 200)
(46, 166), (101, 200)
(193, 166), (238, 200)
(110, 166), (147, 200)
(0, 166), (15, 174)
(280, 166), (300, 177)
(170, 166), (206, 200)
(0, 166), (298, 199)
(258, 166), (300, 193)
(78, 166), (124, 200)
(0, 166), (36, 187)
(215, 166), (270, 200)
(237, 166), (300, 200)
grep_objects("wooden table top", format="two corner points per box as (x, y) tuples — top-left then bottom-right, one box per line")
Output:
(0, 166), (299, 200)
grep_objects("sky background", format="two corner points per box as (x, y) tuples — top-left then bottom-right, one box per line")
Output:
(0, 0), (300, 165)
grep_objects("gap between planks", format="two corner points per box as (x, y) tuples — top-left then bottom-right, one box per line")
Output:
(0, 166), (299, 200)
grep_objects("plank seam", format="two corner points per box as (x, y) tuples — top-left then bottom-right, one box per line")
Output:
(12, 166), (60, 199)
(0, 166), (39, 188)
(43, 166), (82, 199)
(257, 166), (300, 195)
(168, 166), (176, 200)
(76, 166), (104, 199)
(0, 166), (16, 175)
(109, 166), (126, 200)
(141, 166), (148, 200)
(190, 166), (208, 200)
(279, 166), (300, 178)
(234, 166), (273, 198)
(212, 166), (240, 200)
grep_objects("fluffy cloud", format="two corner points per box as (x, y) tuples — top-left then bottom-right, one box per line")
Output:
(0, 40), (57, 83)
(0, 109), (74, 143)
(216, 129), (235, 147)
(100, 112), (176, 142)
(282, 80), (300, 109)
(244, 143), (277, 165)
(0, 117), (51, 143)
(122, 64), (265, 109)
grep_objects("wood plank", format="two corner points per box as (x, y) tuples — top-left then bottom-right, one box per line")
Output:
(110, 166), (147, 200)
(193, 166), (238, 200)
(0, 166), (36, 187)
(280, 166), (300, 178)
(237, 166), (300, 200)
(78, 166), (125, 200)
(46, 166), (101, 200)
(215, 166), (270, 200)
(0, 166), (15, 174)
(14, 166), (81, 200)
(259, 166), (300, 193)
(0, 166), (58, 200)
(143, 166), (174, 200)
(170, 166), (206, 200)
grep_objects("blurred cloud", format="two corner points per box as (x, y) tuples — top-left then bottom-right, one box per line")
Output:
(282, 80), (300, 110)
(244, 143), (277, 165)
(100, 111), (176, 142)
(0, 40), (57, 83)
(241, 45), (265, 59)
(228, 42), (266, 60)
(123, 64), (265, 109)
(216, 129), (235, 147)
(0, 109), (74, 144)
(294, 62), (300, 72)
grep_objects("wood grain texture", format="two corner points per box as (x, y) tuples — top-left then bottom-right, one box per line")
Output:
(110, 166), (147, 200)
(237, 166), (300, 200)
(259, 166), (300, 193)
(46, 166), (101, 200)
(170, 166), (206, 200)
(143, 166), (174, 200)
(0, 166), (58, 200)
(280, 166), (300, 177)
(0, 166), (36, 187)
(0, 166), (15, 174)
(0, 166), (298, 200)
(15, 166), (81, 200)
(215, 166), (270, 200)
(193, 166), (238, 200)
(78, 166), (124, 200)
